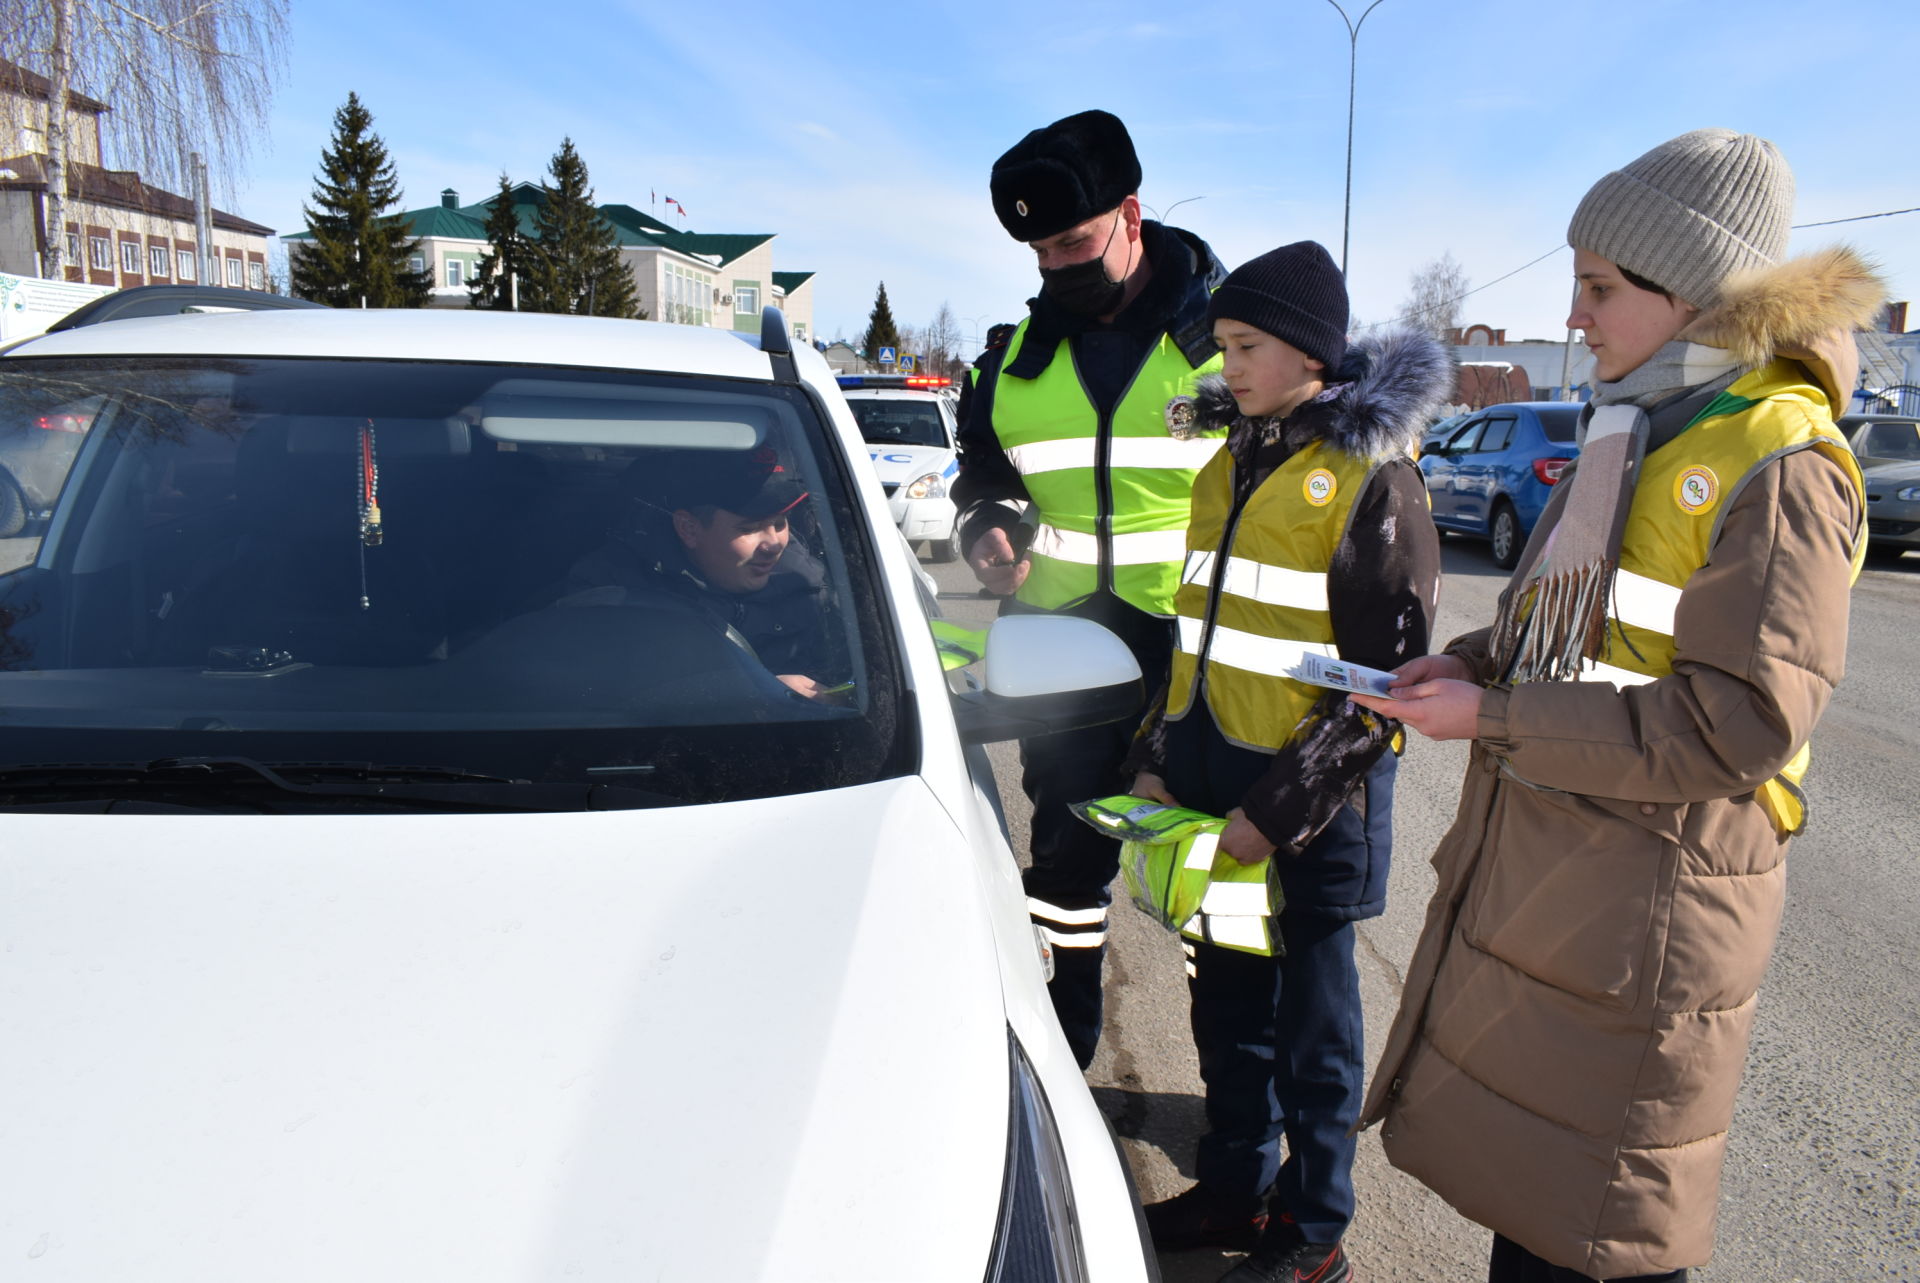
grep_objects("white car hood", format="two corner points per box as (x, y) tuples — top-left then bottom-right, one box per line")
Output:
(864, 443), (953, 488)
(1, 778), (1013, 1281)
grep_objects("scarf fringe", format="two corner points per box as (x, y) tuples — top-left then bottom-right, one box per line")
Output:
(1494, 560), (1616, 683)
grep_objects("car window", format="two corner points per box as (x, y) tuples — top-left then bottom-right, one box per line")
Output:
(1474, 416), (1516, 452)
(1861, 421), (1920, 460)
(0, 356), (912, 806)
(1443, 420), (1485, 454)
(845, 397), (949, 449)
(1535, 405), (1582, 444)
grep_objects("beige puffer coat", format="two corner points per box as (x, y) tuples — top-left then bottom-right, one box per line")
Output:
(1359, 247), (1883, 1278)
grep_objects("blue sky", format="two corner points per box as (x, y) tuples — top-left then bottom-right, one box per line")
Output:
(232, 0), (1919, 354)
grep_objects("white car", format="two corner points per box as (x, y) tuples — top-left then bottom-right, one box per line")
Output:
(837, 373), (962, 562)
(0, 303), (1154, 1282)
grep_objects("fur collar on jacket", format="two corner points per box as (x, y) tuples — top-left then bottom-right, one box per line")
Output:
(1188, 326), (1454, 463)
(1684, 244), (1886, 406)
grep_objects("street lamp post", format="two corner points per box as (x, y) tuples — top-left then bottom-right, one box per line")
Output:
(1326, 0), (1388, 276)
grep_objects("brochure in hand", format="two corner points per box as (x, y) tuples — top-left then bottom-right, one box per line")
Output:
(1286, 651), (1399, 698)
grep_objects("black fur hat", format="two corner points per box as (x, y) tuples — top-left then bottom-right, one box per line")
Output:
(990, 110), (1141, 242)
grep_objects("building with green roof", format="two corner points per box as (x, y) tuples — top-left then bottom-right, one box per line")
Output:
(283, 183), (815, 341)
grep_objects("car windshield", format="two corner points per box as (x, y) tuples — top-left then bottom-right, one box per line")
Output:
(845, 398), (947, 448)
(0, 356), (911, 807)
(1536, 404), (1582, 444)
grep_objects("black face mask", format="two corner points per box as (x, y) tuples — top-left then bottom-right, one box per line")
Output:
(1038, 213), (1128, 317)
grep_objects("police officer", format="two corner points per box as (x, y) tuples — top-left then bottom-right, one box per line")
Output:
(951, 109), (1228, 1068)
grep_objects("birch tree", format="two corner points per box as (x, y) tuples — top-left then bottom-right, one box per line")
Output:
(1398, 251), (1470, 340)
(2, 0), (288, 278)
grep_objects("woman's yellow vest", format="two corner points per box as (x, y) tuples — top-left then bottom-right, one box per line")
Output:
(991, 320), (1225, 615)
(1166, 439), (1383, 752)
(1566, 360), (1866, 833)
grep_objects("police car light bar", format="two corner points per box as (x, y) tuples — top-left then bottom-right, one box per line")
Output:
(836, 374), (953, 389)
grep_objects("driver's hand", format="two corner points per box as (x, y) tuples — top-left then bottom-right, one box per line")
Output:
(967, 527), (1030, 596)
(777, 674), (854, 705)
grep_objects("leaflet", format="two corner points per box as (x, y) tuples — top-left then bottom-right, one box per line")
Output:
(1286, 652), (1399, 698)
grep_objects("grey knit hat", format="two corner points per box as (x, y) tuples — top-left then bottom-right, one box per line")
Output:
(1567, 128), (1794, 308)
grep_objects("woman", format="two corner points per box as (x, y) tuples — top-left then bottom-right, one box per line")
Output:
(1349, 129), (1884, 1282)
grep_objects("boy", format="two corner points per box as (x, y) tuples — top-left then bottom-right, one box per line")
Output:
(1127, 241), (1449, 1283)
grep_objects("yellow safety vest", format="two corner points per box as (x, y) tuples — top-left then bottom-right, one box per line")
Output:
(1167, 439), (1383, 753)
(991, 319), (1224, 615)
(1554, 360), (1866, 834)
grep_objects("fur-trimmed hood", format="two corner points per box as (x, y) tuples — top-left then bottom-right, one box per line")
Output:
(1187, 326), (1454, 463)
(1685, 244), (1886, 405)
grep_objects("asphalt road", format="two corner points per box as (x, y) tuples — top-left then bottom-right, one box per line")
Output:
(927, 538), (1920, 1283)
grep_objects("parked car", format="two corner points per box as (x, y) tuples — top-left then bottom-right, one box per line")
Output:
(1863, 457), (1920, 560)
(0, 302), (1155, 1282)
(1417, 411), (1470, 458)
(838, 372), (962, 562)
(1420, 400), (1584, 568)
(1837, 412), (1920, 467)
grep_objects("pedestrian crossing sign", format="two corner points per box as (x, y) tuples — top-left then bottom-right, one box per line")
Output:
(877, 345), (896, 365)
(899, 354), (917, 373)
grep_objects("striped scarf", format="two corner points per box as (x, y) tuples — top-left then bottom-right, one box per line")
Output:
(1491, 341), (1741, 683)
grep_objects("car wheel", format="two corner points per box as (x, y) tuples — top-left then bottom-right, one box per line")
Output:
(0, 473), (26, 538)
(926, 523), (961, 564)
(1489, 502), (1523, 570)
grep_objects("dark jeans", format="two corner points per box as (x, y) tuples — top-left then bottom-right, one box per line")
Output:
(1490, 1235), (1689, 1283)
(1187, 911), (1364, 1244)
(1005, 593), (1172, 1070)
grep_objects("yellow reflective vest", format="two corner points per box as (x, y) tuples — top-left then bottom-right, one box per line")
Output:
(1167, 439), (1384, 753)
(1556, 360), (1866, 833)
(991, 319), (1225, 615)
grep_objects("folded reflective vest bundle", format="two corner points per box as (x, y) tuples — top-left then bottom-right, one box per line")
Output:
(1070, 795), (1282, 957)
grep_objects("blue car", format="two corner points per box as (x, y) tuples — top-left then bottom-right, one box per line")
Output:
(1420, 401), (1583, 568)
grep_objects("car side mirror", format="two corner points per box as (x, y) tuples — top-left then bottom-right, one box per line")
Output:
(950, 615), (1143, 745)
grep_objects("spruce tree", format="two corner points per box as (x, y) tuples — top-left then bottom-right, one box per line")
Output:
(861, 282), (901, 361)
(468, 173), (525, 310)
(521, 138), (638, 318)
(289, 92), (432, 308)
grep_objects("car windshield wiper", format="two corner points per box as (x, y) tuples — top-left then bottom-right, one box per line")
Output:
(0, 757), (681, 812)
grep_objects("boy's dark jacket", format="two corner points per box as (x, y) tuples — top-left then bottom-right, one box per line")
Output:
(1127, 326), (1452, 918)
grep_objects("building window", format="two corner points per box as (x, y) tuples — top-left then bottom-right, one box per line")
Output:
(149, 245), (170, 277)
(248, 260), (264, 290)
(734, 285), (759, 315)
(794, 323), (806, 341)
(177, 249), (196, 281)
(89, 236), (112, 270)
(65, 232), (80, 263)
(120, 240), (141, 274)
(409, 255), (424, 275)
(226, 256), (242, 287)
(446, 259), (463, 288)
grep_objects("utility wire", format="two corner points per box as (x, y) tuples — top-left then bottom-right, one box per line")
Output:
(1368, 203), (1917, 331)
(1792, 205), (1920, 228)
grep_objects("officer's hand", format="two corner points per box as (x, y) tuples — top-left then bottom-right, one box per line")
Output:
(777, 674), (828, 700)
(1130, 772), (1179, 807)
(967, 527), (1030, 596)
(1220, 808), (1277, 865)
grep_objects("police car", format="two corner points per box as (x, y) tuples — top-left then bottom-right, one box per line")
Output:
(0, 296), (1153, 1282)
(837, 372), (963, 561)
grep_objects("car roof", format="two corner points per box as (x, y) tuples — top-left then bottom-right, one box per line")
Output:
(5, 308), (786, 382)
(1839, 413), (1920, 424)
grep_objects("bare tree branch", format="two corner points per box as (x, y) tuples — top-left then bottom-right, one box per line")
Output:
(1398, 250), (1470, 340)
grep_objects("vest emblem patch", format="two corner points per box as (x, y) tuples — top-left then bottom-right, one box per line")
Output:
(1674, 465), (1719, 514)
(1303, 468), (1337, 507)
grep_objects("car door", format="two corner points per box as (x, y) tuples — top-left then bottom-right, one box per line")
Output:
(1455, 412), (1516, 530)
(1424, 416), (1484, 528)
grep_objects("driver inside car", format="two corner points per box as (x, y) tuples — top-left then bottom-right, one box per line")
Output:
(561, 447), (841, 700)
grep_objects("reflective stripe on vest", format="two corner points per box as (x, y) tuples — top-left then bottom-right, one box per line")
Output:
(1166, 439), (1380, 753)
(1539, 363), (1867, 833)
(991, 318), (1224, 614)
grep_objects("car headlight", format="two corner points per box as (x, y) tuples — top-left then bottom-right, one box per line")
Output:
(904, 472), (947, 500)
(1898, 486), (1920, 502)
(986, 1032), (1087, 1283)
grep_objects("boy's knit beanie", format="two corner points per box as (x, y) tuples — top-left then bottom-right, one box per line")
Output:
(1567, 128), (1794, 308)
(1206, 240), (1349, 370)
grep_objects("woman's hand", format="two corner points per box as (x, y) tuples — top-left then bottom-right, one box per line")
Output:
(1130, 772), (1179, 807)
(1220, 808), (1277, 865)
(1347, 652), (1486, 742)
